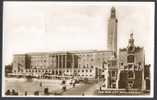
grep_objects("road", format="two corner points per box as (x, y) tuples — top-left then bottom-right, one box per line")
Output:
(62, 81), (99, 96)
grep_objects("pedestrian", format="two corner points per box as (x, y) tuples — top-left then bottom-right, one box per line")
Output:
(25, 91), (27, 96)
(73, 83), (75, 87)
(100, 86), (102, 91)
(5, 89), (11, 95)
(40, 82), (42, 87)
(12, 89), (16, 95)
(82, 92), (85, 96)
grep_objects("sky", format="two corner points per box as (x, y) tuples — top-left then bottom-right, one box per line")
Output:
(3, 2), (154, 65)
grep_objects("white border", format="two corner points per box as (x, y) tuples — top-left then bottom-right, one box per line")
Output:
(2, 1), (155, 98)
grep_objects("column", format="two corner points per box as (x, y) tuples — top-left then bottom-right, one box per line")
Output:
(65, 55), (67, 68)
(116, 70), (120, 89)
(64, 55), (67, 74)
(58, 55), (60, 75)
(142, 67), (146, 90)
(63, 55), (65, 69)
(61, 55), (63, 75)
(56, 55), (58, 75)
(72, 55), (75, 75)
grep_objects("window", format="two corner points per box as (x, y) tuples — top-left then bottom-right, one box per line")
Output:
(91, 66), (93, 68)
(112, 71), (116, 77)
(134, 65), (137, 70)
(83, 65), (85, 68)
(127, 55), (134, 63)
(128, 64), (132, 69)
(82, 70), (84, 72)
(90, 70), (92, 72)
(128, 81), (134, 88)
(86, 70), (88, 72)
(128, 71), (134, 78)
(124, 66), (127, 69)
(112, 80), (116, 83)
(121, 63), (123, 66)
(128, 81), (133, 84)
(138, 62), (141, 66)
(112, 84), (116, 88)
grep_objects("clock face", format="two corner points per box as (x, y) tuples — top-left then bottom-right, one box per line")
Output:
(129, 47), (133, 51)
(128, 46), (135, 52)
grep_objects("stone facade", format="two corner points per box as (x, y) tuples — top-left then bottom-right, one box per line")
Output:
(118, 33), (148, 90)
(12, 50), (114, 79)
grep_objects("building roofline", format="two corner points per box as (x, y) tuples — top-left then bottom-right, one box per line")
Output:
(12, 49), (114, 56)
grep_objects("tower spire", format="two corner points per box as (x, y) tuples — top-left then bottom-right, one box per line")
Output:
(111, 7), (116, 18)
(128, 33), (135, 47)
(107, 7), (118, 57)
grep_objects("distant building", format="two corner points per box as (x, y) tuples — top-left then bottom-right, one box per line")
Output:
(118, 33), (146, 90)
(12, 50), (114, 79)
(5, 64), (12, 76)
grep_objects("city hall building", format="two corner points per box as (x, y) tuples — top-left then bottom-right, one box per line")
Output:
(7, 7), (150, 91)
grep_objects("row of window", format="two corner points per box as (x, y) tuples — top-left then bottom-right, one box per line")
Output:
(120, 62), (142, 66)
(79, 65), (94, 68)
(66, 69), (93, 73)
(15, 69), (93, 73)
(29, 65), (94, 69)
(123, 65), (142, 70)
(77, 74), (93, 77)
(31, 59), (49, 63)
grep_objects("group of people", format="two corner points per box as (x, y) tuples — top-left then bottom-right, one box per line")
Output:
(5, 89), (18, 95)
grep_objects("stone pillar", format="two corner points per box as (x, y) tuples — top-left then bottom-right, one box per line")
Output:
(63, 55), (65, 76)
(64, 55), (67, 69)
(58, 55), (60, 75)
(116, 70), (120, 89)
(72, 55), (75, 75)
(56, 55), (57, 75)
(142, 66), (146, 90)
(60, 55), (62, 75)
(65, 55), (67, 76)
(61, 55), (63, 75)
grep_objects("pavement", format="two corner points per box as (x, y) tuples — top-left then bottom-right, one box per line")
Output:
(62, 81), (99, 96)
